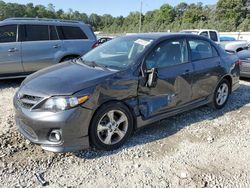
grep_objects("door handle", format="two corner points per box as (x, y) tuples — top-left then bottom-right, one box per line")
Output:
(8, 48), (18, 52)
(53, 44), (61, 48)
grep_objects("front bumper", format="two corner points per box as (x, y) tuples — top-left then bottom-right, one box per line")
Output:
(14, 95), (93, 153)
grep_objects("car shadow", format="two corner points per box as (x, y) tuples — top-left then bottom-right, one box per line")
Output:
(74, 81), (250, 159)
(0, 78), (24, 89)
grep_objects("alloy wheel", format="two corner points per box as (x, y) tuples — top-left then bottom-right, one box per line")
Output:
(97, 110), (129, 145)
(216, 83), (229, 106)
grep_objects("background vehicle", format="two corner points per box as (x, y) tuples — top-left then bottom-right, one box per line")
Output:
(237, 49), (250, 78)
(0, 17), (97, 79)
(92, 37), (113, 48)
(181, 29), (248, 52)
(14, 34), (240, 152)
(181, 29), (221, 43)
(220, 36), (236, 41)
(98, 37), (113, 45)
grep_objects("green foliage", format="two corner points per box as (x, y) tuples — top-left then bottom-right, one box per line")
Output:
(0, 1), (249, 33)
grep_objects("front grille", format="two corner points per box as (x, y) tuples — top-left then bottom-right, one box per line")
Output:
(17, 94), (43, 110)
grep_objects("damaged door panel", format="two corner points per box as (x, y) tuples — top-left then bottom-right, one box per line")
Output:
(188, 38), (223, 100)
(138, 38), (193, 119)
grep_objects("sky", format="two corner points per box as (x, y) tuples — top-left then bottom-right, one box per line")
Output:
(3, 0), (217, 17)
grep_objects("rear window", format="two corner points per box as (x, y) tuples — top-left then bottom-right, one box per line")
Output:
(57, 26), (88, 40)
(210, 31), (218, 42)
(188, 39), (215, 61)
(200, 31), (209, 38)
(22, 25), (49, 41)
(0, 25), (17, 43)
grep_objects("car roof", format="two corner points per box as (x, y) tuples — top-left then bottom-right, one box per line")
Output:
(0, 18), (86, 27)
(123, 32), (201, 40)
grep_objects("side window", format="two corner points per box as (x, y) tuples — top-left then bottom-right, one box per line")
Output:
(200, 31), (209, 38)
(0, 25), (17, 43)
(23, 25), (49, 41)
(188, 39), (214, 61)
(210, 31), (218, 42)
(49, 25), (58, 40)
(146, 39), (188, 69)
(56, 26), (88, 40)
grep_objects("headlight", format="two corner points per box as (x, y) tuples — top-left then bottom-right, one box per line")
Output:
(42, 96), (89, 112)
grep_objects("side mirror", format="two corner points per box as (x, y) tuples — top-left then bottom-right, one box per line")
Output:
(146, 68), (158, 88)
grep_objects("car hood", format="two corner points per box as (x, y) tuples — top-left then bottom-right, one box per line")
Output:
(21, 61), (118, 96)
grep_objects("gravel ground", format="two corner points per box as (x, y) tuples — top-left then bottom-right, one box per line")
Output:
(0, 78), (250, 188)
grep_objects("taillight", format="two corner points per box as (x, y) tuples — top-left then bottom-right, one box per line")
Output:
(235, 60), (243, 66)
(92, 42), (98, 49)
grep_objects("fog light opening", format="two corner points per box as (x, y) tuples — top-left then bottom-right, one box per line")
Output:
(49, 130), (62, 142)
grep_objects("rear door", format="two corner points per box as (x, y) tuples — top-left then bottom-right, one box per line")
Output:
(188, 38), (222, 100)
(138, 38), (193, 119)
(0, 24), (23, 75)
(56, 25), (94, 55)
(20, 24), (63, 72)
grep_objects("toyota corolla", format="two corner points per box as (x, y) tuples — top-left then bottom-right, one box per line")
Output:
(14, 34), (240, 152)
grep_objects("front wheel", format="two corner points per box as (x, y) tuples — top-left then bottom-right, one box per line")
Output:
(212, 79), (230, 109)
(89, 102), (134, 151)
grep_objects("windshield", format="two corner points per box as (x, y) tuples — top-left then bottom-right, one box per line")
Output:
(80, 37), (154, 70)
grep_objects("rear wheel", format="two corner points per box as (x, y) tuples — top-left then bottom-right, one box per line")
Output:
(212, 79), (230, 109)
(89, 102), (133, 150)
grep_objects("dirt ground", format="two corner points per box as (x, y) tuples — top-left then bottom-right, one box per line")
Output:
(0, 78), (250, 188)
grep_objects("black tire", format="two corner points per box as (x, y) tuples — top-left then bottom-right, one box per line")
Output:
(89, 102), (134, 151)
(211, 79), (230, 109)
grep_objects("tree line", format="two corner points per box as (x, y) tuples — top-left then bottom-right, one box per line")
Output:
(0, 0), (249, 33)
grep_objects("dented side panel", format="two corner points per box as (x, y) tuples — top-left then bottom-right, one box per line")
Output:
(138, 63), (193, 119)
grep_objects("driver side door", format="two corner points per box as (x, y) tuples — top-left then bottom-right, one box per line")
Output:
(138, 38), (194, 119)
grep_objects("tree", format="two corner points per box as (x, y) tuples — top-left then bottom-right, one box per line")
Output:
(154, 4), (176, 27)
(89, 13), (101, 30)
(0, 1), (249, 33)
(175, 2), (188, 18)
(182, 3), (206, 24)
(216, 0), (247, 30)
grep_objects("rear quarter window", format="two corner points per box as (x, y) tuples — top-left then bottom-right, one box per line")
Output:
(57, 26), (88, 40)
(189, 39), (218, 61)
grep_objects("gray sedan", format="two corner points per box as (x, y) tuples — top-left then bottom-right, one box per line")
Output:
(14, 33), (240, 152)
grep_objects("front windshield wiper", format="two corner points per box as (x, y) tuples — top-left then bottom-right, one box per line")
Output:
(75, 58), (110, 70)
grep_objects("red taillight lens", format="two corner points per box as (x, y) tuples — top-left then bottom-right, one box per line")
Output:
(92, 42), (98, 49)
(235, 60), (243, 66)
